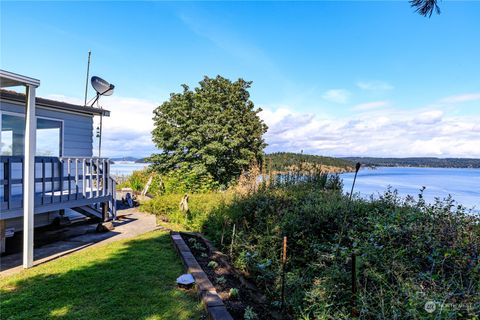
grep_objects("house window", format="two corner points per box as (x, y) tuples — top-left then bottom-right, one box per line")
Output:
(0, 113), (63, 156)
(37, 118), (62, 156)
(1, 113), (24, 156)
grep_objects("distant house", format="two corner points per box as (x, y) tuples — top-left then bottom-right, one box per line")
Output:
(0, 70), (116, 267)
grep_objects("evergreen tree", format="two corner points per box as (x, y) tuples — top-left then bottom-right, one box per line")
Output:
(150, 76), (267, 185)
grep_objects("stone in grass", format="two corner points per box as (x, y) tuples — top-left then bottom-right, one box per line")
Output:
(96, 221), (114, 232)
(177, 273), (195, 289)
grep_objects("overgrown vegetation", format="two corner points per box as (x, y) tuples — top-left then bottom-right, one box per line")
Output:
(117, 166), (219, 195)
(142, 171), (480, 319)
(117, 84), (478, 318)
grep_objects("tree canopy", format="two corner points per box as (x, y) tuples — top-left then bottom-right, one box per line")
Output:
(150, 76), (267, 186)
(410, 0), (441, 17)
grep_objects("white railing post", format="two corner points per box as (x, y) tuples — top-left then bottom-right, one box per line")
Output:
(89, 158), (93, 199)
(74, 158), (79, 198)
(96, 158), (100, 198)
(102, 159), (108, 197)
(82, 158), (86, 198)
(23, 85), (36, 269)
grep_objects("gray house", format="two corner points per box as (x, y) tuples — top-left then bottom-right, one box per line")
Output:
(0, 70), (116, 267)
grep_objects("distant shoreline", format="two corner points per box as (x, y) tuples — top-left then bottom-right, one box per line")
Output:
(343, 157), (480, 169)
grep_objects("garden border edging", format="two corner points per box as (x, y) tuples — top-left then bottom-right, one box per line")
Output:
(170, 231), (234, 320)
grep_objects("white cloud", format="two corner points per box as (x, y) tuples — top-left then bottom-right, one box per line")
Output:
(414, 110), (443, 125)
(356, 81), (394, 92)
(322, 89), (350, 104)
(45, 92), (480, 159)
(440, 93), (480, 104)
(259, 106), (480, 158)
(352, 100), (389, 111)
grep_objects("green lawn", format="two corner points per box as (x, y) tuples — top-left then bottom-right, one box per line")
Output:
(0, 230), (203, 320)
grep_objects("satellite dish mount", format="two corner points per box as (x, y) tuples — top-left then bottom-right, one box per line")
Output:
(89, 76), (115, 158)
(90, 76), (114, 107)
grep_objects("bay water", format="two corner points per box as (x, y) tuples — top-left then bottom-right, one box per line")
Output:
(340, 167), (479, 212)
(111, 163), (479, 212)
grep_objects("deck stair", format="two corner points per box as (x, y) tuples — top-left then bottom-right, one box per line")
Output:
(71, 205), (103, 220)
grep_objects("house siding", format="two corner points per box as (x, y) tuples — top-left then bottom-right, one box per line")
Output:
(0, 99), (94, 157)
(1, 98), (96, 232)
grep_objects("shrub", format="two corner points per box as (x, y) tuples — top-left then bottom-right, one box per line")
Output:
(216, 276), (227, 285)
(116, 168), (165, 195)
(116, 166), (220, 197)
(209, 184), (480, 319)
(141, 191), (233, 231)
(142, 168), (480, 318)
(244, 306), (257, 320)
(229, 288), (240, 300)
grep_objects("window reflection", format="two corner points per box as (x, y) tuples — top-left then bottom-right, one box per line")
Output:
(37, 118), (62, 156)
(0, 113), (62, 156)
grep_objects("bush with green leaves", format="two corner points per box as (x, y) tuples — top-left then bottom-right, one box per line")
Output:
(216, 276), (227, 285)
(141, 191), (233, 231)
(243, 306), (257, 320)
(214, 185), (479, 318)
(229, 288), (240, 300)
(117, 166), (219, 196)
(142, 171), (480, 318)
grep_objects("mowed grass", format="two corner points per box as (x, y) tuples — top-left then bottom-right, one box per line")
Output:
(0, 230), (203, 320)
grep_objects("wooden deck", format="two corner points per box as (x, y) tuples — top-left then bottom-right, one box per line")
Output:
(0, 156), (116, 220)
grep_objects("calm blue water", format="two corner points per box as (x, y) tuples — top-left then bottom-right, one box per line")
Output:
(340, 167), (480, 212)
(110, 162), (150, 176)
(111, 163), (479, 212)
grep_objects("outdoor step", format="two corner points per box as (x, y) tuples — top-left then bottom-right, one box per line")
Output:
(71, 206), (102, 219)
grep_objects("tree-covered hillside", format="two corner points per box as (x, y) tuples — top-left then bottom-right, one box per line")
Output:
(266, 152), (354, 172)
(344, 157), (480, 168)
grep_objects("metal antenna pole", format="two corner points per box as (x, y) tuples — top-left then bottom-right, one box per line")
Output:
(98, 115), (103, 158)
(98, 100), (102, 158)
(84, 50), (91, 106)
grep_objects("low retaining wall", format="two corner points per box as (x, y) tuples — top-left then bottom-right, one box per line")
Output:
(170, 231), (233, 320)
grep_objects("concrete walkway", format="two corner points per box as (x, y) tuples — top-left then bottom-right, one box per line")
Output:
(0, 209), (159, 276)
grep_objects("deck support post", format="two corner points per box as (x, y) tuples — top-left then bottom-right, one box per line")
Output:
(101, 201), (109, 222)
(96, 201), (114, 232)
(23, 85), (36, 268)
(0, 220), (6, 254)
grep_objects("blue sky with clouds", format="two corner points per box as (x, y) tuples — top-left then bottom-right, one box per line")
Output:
(1, 1), (479, 158)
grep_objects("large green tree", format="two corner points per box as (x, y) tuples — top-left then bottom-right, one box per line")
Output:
(150, 76), (267, 186)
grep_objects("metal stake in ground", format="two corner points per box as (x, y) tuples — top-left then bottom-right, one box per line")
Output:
(281, 236), (287, 311)
(220, 218), (227, 246)
(349, 162), (362, 202)
(229, 224), (236, 257)
(337, 162), (362, 246)
(351, 252), (359, 317)
(349, 162), (361, 317)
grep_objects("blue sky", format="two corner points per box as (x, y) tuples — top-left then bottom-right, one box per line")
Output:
(1, 1), (479, 158)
